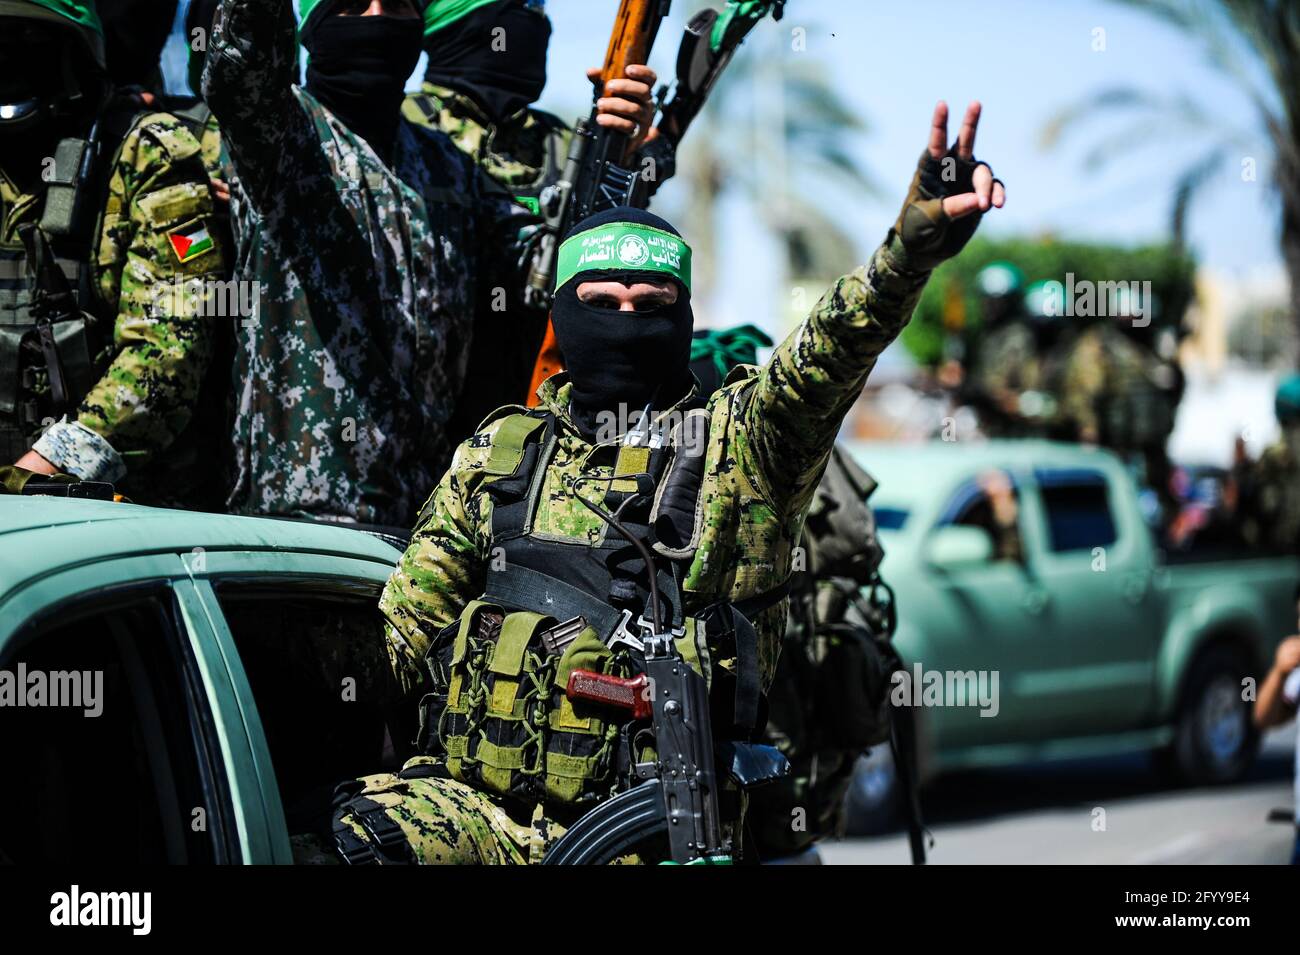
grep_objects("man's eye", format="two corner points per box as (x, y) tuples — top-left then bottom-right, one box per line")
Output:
(586, 297), (621, 310)
(634, 299), (667, 312)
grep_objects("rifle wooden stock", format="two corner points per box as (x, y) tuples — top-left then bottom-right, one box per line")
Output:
(600, 0), (668, 163)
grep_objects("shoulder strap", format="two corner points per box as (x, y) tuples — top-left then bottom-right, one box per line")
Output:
(40, 96), (144, 243)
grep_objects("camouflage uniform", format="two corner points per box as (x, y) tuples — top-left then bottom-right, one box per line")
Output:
(0, 2), (229, 507)
(1047, 320), (1179, 508)
(205, 0), (524, 527)
(335, 235), (931, 863)
(1237, 436), (1300, 555)
(402, 81), (563, 444)
(968, 318), (1048, 437)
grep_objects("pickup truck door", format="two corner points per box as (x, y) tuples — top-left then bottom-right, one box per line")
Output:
(1018, 467), (1159, 735)
(922, 472), (1045, 746)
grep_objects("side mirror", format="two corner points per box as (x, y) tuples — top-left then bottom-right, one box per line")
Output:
(925, 525), (994, 570)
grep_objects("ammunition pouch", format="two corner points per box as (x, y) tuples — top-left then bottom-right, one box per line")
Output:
(425, 600), (626, 804)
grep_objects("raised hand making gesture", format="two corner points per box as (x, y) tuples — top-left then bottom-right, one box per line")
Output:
(893, 100), (1006, 271)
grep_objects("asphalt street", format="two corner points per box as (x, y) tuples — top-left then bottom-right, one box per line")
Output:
(823, 725), (1298, 865)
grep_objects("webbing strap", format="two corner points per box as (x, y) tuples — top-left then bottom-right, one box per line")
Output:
(483, 564), (625, 639)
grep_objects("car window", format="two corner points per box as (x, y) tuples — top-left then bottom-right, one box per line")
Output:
(1037, 469), (1117, 553)
(212, 582), (413, 842)
(0, 589), (223, 864)
(873, 506), (909, 531)
(942, 470), (1023, 563)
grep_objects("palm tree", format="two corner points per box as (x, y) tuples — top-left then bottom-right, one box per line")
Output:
(1040, 0), (1300, 342)
(660, 12), (879, 321)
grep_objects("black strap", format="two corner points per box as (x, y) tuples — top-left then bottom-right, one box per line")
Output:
(485, 563), (634, 638)
(889, 698), (930, 865)
(332, 796), (412, 865)
(731, 578), (792, 619)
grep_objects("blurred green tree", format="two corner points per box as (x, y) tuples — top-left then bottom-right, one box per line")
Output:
(900, 237), (1197, 367)
(1040, 0), (1300, 344)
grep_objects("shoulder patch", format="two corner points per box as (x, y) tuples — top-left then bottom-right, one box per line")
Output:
(131, 111), (204, 164)
(166, 220), (216, 263)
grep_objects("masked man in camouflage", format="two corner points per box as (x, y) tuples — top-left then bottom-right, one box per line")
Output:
(325, 101), (1005, 864)
(1237, 374), (1300, 555)
(1046, 310), (1180, 520)
(403, 0), (662, 443)
(1, 0), (230, 508)
(204, 0), (536, 527)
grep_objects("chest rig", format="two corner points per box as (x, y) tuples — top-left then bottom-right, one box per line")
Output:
(0, 101), (139, 461)
(422, 404), (786, 808)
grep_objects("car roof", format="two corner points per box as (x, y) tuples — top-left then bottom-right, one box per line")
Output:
(0, 497), (403, 586)
(844, 439), (1123, 508)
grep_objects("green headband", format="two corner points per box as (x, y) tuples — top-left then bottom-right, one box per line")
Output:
(556, 223), (692, 292)
(423, 0), (501, 35)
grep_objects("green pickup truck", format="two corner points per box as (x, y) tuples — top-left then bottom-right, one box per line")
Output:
(0, 496), (410, 864)
(843, 439), (1298, 829)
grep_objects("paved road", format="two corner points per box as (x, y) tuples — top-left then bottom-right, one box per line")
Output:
(823, 726), (1297, 865)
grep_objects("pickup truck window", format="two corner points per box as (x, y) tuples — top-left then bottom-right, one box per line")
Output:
(0, 589), (220, 864)
(943, 470), (1023, 563)
(1037, 469), (1118, 553)
(873, 506), (909, 530)
(213, 582), (414, 840)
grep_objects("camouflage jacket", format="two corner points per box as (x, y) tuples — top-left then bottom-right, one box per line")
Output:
(1238, 437), (1300, 555)
(1048, 322), (1176, 449)
(2, 110), (229, 503)
(401, 82), (563, 443)
(206, 0), (526, 527)
(402, 82), (571, 198)
(379, 235), (930, 697)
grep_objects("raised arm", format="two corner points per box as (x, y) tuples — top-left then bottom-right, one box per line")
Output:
(202, 0), (303, 204)
(743, 101), (1005, 514)
(204, 0), (397, 348)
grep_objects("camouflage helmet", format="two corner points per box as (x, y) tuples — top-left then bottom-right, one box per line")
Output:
(1276, 373), (1300, 425)
(0, 0), (106, 70)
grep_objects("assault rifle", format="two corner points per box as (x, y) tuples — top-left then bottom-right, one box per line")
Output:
(542, 475), (788, 865)
(522, 0), (786, 308)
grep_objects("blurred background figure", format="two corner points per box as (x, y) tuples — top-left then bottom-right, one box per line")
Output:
(1236, 374), (1300, 555)
(963, 263), (1057, 438)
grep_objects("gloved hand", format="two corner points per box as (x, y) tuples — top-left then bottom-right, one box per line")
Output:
(892, 101), (1005, 272)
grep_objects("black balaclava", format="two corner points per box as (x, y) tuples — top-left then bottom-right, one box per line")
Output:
(551, 206), (695, 441)
(422, 0), (549, 123)
(100, 0), (178, 89)
(301, 4), (424, 158)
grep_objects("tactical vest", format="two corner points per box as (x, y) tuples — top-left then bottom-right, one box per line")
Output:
(419, 406), (786, 808)
(0, 100), (142, 462)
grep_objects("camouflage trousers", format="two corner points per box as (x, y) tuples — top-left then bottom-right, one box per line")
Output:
(330, 757), (643, 865)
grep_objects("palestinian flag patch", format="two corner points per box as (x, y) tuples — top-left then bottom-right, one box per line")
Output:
(167, 222), (214, 263)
